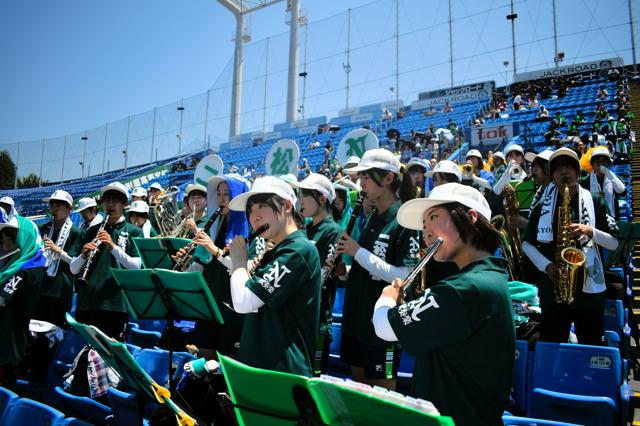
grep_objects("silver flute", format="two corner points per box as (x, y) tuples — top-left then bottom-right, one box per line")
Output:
(401, 237), (444, 291)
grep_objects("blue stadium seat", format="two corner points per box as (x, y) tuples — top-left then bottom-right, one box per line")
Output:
(603, 299), (630, 359)
(332, 287), (345, 322)
(134, 348), (195, 387)
(528, 342), (629, 426)
(0, 387), (18, 418)
(127, 328), (162, 349)
(54, 386), (111, 425)
(106, 388), (149, 426)
(503, 415), (582, 425)
(0, 398), (65, 426)
(61, 418), (96, 426)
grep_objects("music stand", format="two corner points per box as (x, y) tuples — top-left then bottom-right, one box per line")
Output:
(606, 221), (640, 268)
(112, 268), (224, 393)
(65, 313), (197, 426)
(217, 354), (454, 426)
(133, 237), (191, 269)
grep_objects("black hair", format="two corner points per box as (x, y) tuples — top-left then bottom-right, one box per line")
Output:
(532, 158), (549, 174)
(331, 188), (348, 222)
(550, 156), (580, 175)
(102, 190), (128, 205)
(300, 188), (331, 211)
(358, 167), (415, 203)
(438, 202), (501, 254)
(187, 190), (207, 199)
(129, 211), (149, 219)
(434, 172), (459, 185)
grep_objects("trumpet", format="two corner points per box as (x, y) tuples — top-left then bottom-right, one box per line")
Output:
(76, 215), (109, 287)
(511, 164), (523, 177)
(401, 237), (444, 291)
(461, 163), (474, 177)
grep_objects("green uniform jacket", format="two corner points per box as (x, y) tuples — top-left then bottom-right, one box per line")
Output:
(342, 200), (420, 348)
(0, 266), (45, 366)
(523, 191), (618, 309)
(38, 222), (81, 299)
(239, 230), (321, 377)
(306, 217), (342, 338)
(70, 220), (142, 313)
(388, 257), (514, 426)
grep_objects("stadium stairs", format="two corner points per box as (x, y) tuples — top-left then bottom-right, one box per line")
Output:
(629, 79), (640, 316)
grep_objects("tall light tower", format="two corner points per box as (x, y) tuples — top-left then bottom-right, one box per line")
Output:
(217, 0), (285, 138)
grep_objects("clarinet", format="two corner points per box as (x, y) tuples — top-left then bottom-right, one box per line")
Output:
(323, 192), (365, 285)
(220, 223), (270, 258)
(172, 208), (222, 271)
(76, 215), (109, 287)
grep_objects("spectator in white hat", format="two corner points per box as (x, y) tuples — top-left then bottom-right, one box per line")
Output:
(335, 149), (421, 389)
(224, 176), (320, 377)
(0, 197), (15, 218)
(425, 160), (462, 187)
(372, 182), (513, 426)
(69, 182), (142, 341)
(579, 146), (626, 220)
(35, 190), (81, 327)
(76, 197), (103, 230)
(147, 182), (163, 206)
(128, 200), (157, 238)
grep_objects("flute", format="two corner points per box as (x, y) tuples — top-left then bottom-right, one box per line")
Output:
(401, 237), (444, 291)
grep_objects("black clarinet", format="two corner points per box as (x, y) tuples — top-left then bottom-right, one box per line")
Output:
(323, 192), (365, 284)
(221, 223), (270, 257)
(172, 207), (222, 271)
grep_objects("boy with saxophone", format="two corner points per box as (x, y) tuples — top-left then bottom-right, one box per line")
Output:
(69, 182), (142, 341)
(522, 148), (619, 345)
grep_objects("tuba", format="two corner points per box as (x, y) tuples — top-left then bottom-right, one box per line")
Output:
(554, 184), (586, 304)
(153, 187), (191, 238)
(491, 183), (525, 281)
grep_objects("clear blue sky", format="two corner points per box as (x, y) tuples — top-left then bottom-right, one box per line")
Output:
(0, 0), (636, 180)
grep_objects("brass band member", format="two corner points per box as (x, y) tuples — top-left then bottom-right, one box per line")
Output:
(69, 182), (143, 341)
(373, 183), (514, 426)
(580, 147), (626, 220)
(522, 148), (619, 345)
(38, 190), (81, 327)
(76, 198), (103, 230)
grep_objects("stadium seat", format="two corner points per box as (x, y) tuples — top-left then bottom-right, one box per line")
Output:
(509, 340), (529, 415)
(106, 388), (149, 426)
(0, 387), (18, 417)
(127, 328), (162, 349)
(54, 386), (111, 425)
(0, 397), (65, 426)
(603, 299), (630, 359)
(61, 417), (96, 426)
(502, 415), (581, 425)
(528, 342), (629, 426)
(134, 348), (195, 387)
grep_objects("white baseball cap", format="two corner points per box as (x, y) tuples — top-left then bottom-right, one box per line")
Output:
(185, 184), (207, 197)
(425, 160), (462, 182)
(45, 190), (73, 207)
(406, 158), (430, 173)
(344, 155), (361, 167)
(229, 176), (297, 212)
(0, 206), (18, 231)
(524, 149), (553, 163)
(397, 182), (492, 231)
(505, 144), (524, 157)
(0, 196), (14, 207)
(466, 149), (483, 160)
(590, 146), (613, 160)
(492, 152), (506, 161)
(343, 148), (401, 174)
(291, 173), (336, 203)
(75, 197), (97, 212)
(279, 174), (298, 185)
(549, 147), (580, 166)
(149, 182), (162, 191)
(131, 187), (147, 198)
(101, 182), (129, 200)
(129, 200), (150, 214)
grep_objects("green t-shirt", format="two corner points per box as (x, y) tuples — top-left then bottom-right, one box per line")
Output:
(522, 190), (617, 309)
(388, 257), (514, 426)
(39, 222), (82, 298)
(239, 230), (321, 377)
(342, 200), (420, 347)
(69, 219), (142, 313)
(0, 266), (45, 366)
(306, 217), (342, 337)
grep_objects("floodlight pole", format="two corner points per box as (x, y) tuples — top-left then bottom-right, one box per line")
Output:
(628, 0), (637, 73)
(448, 0), (453, 88)
(61, 135), (67, 182)
(552, 0), (559, 67)
(395, 0), (400, 106)
(507, 0), (518, 76)
(344, 8), (352, 110)
(286, 0), (300, 124)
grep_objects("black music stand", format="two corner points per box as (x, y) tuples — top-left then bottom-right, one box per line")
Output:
(112, 268), (224, 393)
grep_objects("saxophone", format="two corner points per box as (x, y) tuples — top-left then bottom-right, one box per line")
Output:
(554, 184), (586, 304)
(491, 183), (524, 281)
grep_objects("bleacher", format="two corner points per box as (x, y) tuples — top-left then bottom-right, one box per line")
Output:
(1, 72), (639, 425)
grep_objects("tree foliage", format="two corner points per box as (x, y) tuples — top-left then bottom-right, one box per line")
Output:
(0, 150), (16, 189)
(18, 173), (47, 188)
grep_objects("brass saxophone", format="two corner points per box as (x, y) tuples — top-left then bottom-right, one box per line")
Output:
(491, 183), (524, 281)
(554, 184), (586, 304)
